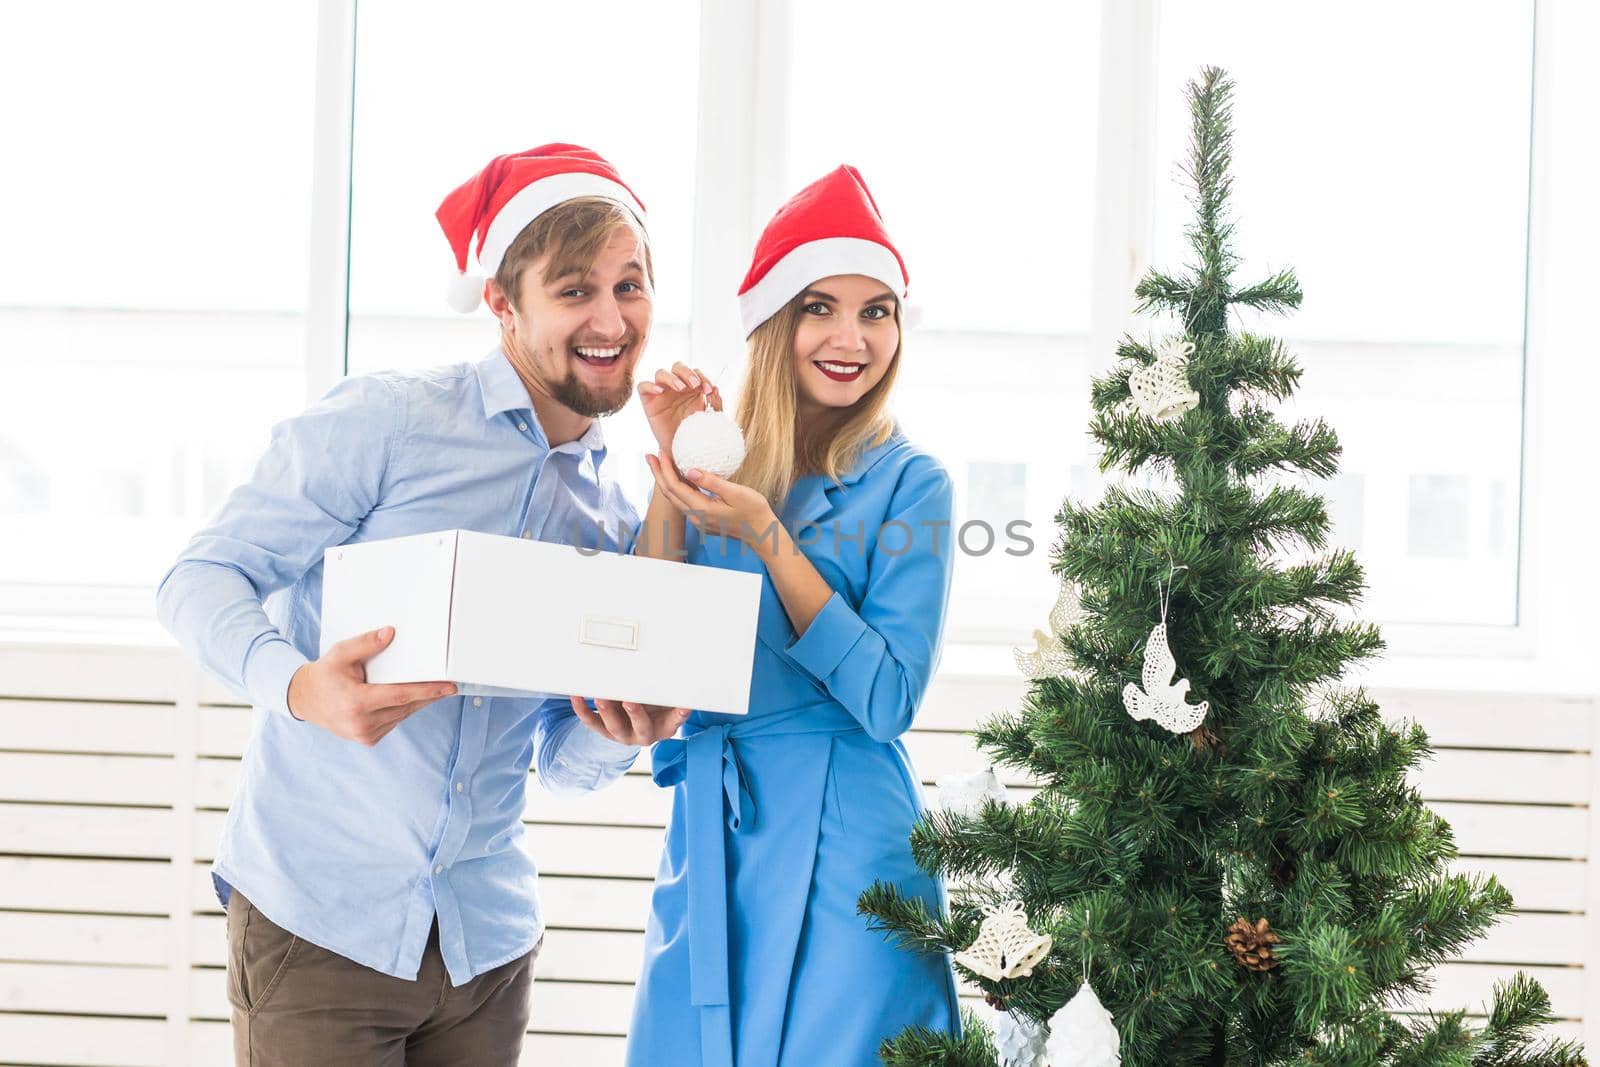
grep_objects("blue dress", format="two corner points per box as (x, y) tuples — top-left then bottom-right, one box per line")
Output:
(626, 429), (962, 1067)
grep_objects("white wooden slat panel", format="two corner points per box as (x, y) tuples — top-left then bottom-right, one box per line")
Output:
(1462, 913), (1587, 966)
(1452, 857), (1586, 913)
(196, 705), (251, 758)
(0, 961), (168, 1017)
(536, 875), (656, 932)
(1434, 801), (1589, 860)
(192, 756), (235, 809)
(0, 856), (171, 914)
(0, 802), (174, 859)
(1418, 749), (1590, 805)
(523, 776), (677, 829)
(1427, 962), (1585, 1020)
(0, 1014), (168, 1067)
(0, 644), (188, 706)
(0, 700), (176, 755)
(0, 912), (168, 966)
(0, 752), (176, 806)
(1377, 691), (1595, 751)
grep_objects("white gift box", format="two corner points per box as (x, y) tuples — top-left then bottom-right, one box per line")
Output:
(320, 529), (761, 715)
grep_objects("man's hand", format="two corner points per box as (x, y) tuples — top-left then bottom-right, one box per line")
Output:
(569, 696), (689, 747)
(637, 361), (721, 458)
(287, 626), (456, 746)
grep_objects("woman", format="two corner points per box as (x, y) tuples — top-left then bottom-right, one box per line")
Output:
(577, 165), (960, 1066)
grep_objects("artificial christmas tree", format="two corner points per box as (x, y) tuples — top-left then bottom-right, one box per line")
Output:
(860, 68), (1586, 1067)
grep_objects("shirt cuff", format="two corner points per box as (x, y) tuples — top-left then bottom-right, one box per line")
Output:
(786, 590), (867, 683)
(561, 720), (642, 763)
(242, 636), (312, 720)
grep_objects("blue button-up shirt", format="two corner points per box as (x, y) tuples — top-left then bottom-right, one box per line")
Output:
(156, 348), (642, 984)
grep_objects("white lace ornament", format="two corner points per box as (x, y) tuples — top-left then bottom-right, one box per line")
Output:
(1122, 620), (1209, 734)
(1014, 580), (1084, 679)
(672, 408), (745, 478)
(936, 767), (1009, 818)
(1125, 337), (1200, 423)
(953, 900), (1053, 981)
(1044, 982), (1121, 1067)
(994, 1011), (1049, 1067)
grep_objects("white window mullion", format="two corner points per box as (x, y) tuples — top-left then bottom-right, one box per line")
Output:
(304, 0), (358, 401)
(1086, 0), (1160, 382)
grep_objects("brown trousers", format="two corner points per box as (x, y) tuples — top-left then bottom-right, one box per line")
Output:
(226, 890), (538, 1066)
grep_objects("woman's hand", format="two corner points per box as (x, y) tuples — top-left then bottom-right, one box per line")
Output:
(638, 361), (721, 459)
(569, 696), (689, 746)
(645, 452), (780, 549)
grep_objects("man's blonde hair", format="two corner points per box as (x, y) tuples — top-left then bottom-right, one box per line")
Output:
(732, 294), (901, 508)
(493, 196), (653, 306)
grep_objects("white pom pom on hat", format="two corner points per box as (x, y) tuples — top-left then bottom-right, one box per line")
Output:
(435, 143), (647, 314)
(446, 271), (487, 314)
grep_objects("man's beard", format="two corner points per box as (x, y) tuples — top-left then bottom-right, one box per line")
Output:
(546, 365), (634, 418)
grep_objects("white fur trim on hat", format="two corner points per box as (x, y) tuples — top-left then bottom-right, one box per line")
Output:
(477, 172), (646, 278)
(738, 237), (907, 337)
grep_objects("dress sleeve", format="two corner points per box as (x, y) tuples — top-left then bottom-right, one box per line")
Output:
(783, 456), (956, 742)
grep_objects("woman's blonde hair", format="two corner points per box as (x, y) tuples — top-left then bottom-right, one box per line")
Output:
(732, 291), (901, 508)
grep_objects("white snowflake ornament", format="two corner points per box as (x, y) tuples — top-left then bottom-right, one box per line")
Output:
(953, 900), (1053, 981)
(936, 767), (1009, 818)
(1122, 621), (1209, 734)
(1126, 337), (1200, 423)
(1044, 982), (1121, 1067)
(994, 1011), (1049, 1067)
(672, 409), (745, 478)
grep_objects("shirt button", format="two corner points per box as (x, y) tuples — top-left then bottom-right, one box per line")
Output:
(517, 421), (528, 432)
(455, 781), (465, 793)
(472, 697), (483, 708)
(434, 865), (445, 876)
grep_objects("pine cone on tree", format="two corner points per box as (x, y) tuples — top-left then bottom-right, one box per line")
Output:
(1225, 917), (1282, 972)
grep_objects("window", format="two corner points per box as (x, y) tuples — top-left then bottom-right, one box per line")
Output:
(0, 2), (318, 604)
(1152, 0), (1535, 625)
(3, 0), (1547, 649)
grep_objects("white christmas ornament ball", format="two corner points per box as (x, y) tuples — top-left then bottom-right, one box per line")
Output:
(1044, 983), (1121, 1067)
(994, 1011), (1049, 1067)
(673, 409), (746, 478)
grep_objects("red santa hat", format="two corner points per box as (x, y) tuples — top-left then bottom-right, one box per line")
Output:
(737, 165), (910, 337)
(436, 143), (647, 313)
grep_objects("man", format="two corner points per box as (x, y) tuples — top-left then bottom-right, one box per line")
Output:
(157, 144), (686, 1064)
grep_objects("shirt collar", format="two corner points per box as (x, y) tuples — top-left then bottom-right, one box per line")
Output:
(474, 347), (607, 455)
